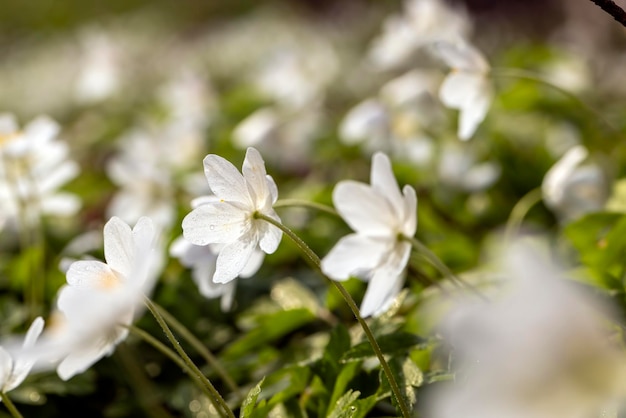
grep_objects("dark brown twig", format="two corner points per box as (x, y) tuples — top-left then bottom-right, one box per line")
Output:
(589, 0), (626, 28)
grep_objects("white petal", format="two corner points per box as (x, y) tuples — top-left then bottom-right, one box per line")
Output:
(0, 113), (18, 135)
(57, 343), (115, 381)
(242, 147), (270, 208)
(339, 99), (388, 145)
(458, 79), (492, 140)
(239, 249), (265, 278)
(257, 213), (282, 254)
(433, 41), (488, 72)
(24, 115), (60, 144)
(66, 260), (117, 289)
(38, 161), (79, 194)
(39, 193), (81, 217)
(0, 348), (13, 390)
(266, 175), (279, 205)
(132, 217), (155, 257)
(402, 185), (418, 236)
(333, 181), (395, 236)
(232, 108), (278, 148)
(182, 202), (249, 246)
(439, 71), (482, 110)
(371, 153), (404, 217)
(203, 154), (251, 206)
(359, 242), (411, 317)
(213, 236), (258, 284)
(7, 317), (44, 392)
(192, 261), (219, 297)
(321, 234), (389, 281)
(104, 217), (134, 277)
(542, 145), (589, 207)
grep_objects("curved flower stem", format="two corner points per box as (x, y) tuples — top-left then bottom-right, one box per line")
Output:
(1, 392), (24, 418)
(274, 199), (339, 217)
(503, 187), (543, 244)
(490, 67), (618, 134)
(402, 235), (488, 302)
(151, 301), (242, 399)
(254, 212), (411, 418)
(144, 299), (235, 418)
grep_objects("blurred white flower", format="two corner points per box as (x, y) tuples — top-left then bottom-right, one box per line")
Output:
(182, 148), (282, 284)
(368, 0), (470, 70)
(74, 29), (120, 104)
(36, 217), (160, 380)
(435, 41), (492, 140)
(542, 145), (606, 222)
(0, 114), (81, 229)
(427, 241), (626, 418)
(321, 153), (417, 317)
(0, 317), (44, 394)
(339, 70), (441, 165)
(437, 143), (500, 192)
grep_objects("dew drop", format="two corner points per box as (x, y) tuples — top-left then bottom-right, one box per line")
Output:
(209, 225), (215, 231)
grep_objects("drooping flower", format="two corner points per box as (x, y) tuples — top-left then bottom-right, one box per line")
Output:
(426, 241), (626, 417)
(0, 317), (44, 395)
(321, 153), (417, 317)
(542, 145), (606, 222)
(182, 147), (282, 284)
(435, 41), (492, 140)
(0, 114), (81, 229)
(35, 216), (160, 380)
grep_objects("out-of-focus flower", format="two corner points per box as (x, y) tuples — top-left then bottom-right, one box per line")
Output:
(368, 0), (470, 70)
(542, 145), (606, 222)
(435, 41), (492, 140)
(437, 143), (500, 192)
(339, 70), (441, 165)
(0, 317), (44, 395)
(426, 241), (626, 418)
(35, 217), (160, 380)
(0, 114), (81, 229)
(182, 148), (282, 284)
(74, 29), (120, 104)
(321, 153), (417, 317)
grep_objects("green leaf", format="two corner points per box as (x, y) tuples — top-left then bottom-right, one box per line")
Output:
(379, 356), (423, 413)
(250, 366), (311, 418)
(240, 377), (265, 418)
(327, 389), (360, 418)
(328, 362), (360, 413)
(223, 308), (315, 358)
(341, 333), (427, 362)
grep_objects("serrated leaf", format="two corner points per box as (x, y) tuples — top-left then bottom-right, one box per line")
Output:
(270, 277), (321, 313)
(327, 389), (360, 418)
(240, 377), (265, 418)
(341, 333), (427, 362)
(379, 356), (423, 413)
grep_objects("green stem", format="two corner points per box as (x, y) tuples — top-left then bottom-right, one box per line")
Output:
(503, 187), (543, 244)
(274, 199), (339, 217)
(1, 392), (24, 418)
(490, 67), (618, 134)
(255, 212), (411, 418)
(151, 302), (241, 399)
(144, 299), (235, 418)
(402, 235), (488, 301)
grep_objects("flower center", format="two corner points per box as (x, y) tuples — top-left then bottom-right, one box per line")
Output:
(98, 270), (122, 290)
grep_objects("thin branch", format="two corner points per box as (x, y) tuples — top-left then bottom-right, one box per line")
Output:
(588, 0), (626, 28)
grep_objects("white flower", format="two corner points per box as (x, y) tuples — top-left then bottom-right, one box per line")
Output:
(426, 241), (626, 418)
(74, 29), (120, 104)
(438, 143), (500, 192)
(0, 317), (44, 395)
(368, 0), (470, 70)
(182, 147), (282, 284)
(37, 216), (159, 380)
(542, 145), (606, 222)
(435, 41), (492, 140)
(321, 153), (417, 317)
(0, 114), (81, 228)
